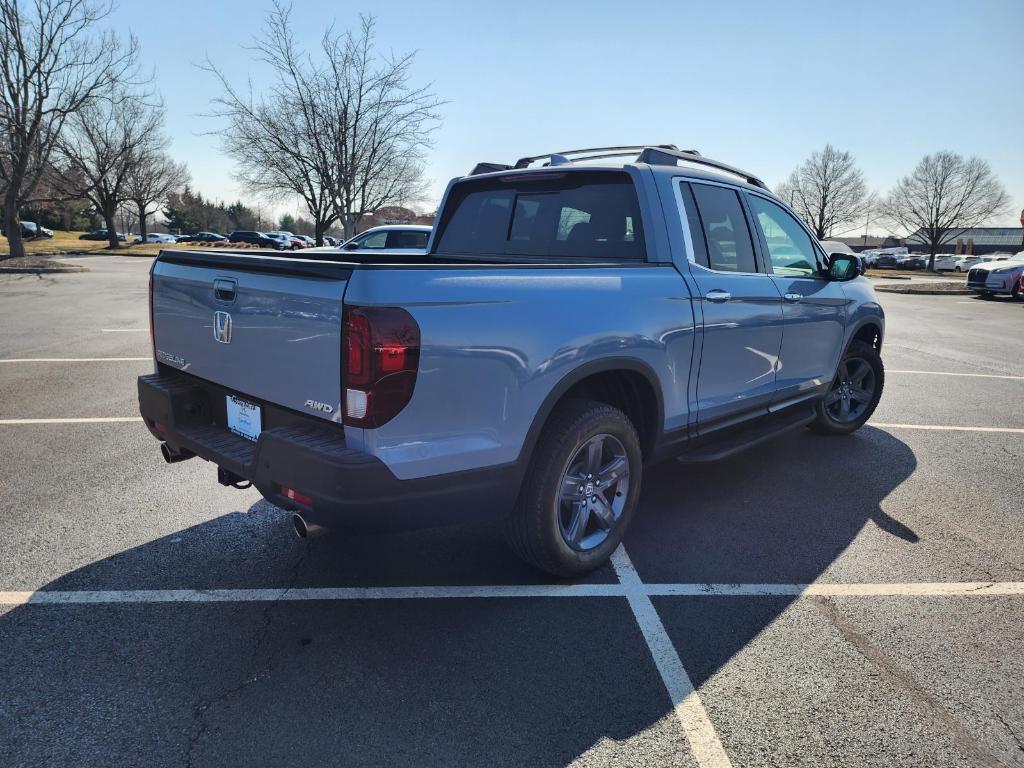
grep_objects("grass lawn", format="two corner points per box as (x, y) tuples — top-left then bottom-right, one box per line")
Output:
(0, 231), (207, 258)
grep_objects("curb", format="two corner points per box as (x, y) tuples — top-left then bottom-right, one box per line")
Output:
(874, 286), (973, 296)
(0, 265), (87, 274)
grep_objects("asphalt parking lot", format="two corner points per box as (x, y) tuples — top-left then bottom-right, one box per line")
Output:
(1, 256), (1023, 768)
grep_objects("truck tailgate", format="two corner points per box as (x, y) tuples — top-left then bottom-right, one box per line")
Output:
(151, 252), (349, 423)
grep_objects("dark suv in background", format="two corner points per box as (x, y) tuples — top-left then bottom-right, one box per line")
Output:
(1, 221), (54, 240)
(227, 231), (286, 249)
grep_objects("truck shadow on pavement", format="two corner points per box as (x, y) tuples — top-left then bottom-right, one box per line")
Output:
(2, 427), (917, 767)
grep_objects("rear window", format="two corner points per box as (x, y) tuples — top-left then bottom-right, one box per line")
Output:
(435, 172), (645, 260)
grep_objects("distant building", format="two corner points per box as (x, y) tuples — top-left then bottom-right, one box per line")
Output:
(834, 228), (1022, 255)
(905, 227), (1023, 255)
(356, 206), (435, 233)
(834, 235), (890, 252)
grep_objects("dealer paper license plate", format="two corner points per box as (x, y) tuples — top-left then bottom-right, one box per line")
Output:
(226, 395), (262, 442)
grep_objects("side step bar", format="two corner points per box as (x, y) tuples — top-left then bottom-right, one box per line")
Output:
(677, 406), (815, 464)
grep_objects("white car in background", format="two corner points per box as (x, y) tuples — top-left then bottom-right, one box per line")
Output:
(340, 225), (432, 254)
(132, 232), (178, 244)
(933, 254), (981, 272)
(966, 250), (1024, 298)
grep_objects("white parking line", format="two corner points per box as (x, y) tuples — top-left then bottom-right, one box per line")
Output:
(888, 369), (1024, 381)
(647, 582), (1024, 597)
(612, 546), (733, 768)
(100, 328), (148, 333)
(0, 357), (150, 363)
(0, 584), (625, 605)
(872, 423), (1024, 434)
(5, 417), (1022, 436)
(3, 580), (1021, 606)
(0, 417), (142, 425)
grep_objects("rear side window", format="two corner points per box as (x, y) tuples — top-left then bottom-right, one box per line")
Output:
(435, 172), (645, 260)
(678, 183), (709, 267)
(690, 183), (757, 273)
(385, 230), (429, 249)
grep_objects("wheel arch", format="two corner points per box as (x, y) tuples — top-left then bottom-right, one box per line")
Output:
(848, 319), (883, 351)
(516, 358), (665, 474)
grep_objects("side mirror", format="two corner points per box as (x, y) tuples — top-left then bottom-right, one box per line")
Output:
(342, 241), (359, 251)
(827, 253), (862, 281)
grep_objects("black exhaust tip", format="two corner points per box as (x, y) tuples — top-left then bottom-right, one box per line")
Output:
(161, 443), (194, 464)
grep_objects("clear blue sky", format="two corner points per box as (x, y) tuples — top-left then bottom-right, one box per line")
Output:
(116, 0), (1023, 232)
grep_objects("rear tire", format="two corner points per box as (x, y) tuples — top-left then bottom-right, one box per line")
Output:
(810, 341), (884, 436)
(505, 399), (642, 578)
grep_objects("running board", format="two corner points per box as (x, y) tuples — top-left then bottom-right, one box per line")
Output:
(676, 406), (815, 464)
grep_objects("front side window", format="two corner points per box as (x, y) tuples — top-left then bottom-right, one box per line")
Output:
(690, 183), (757, 273)
(747, 195), (820, 277)
(435, 172), (645, 260)
(360, 231), (388, 249)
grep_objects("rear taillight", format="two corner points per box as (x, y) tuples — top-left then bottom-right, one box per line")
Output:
(342, 305), (420, 428)
(148, 273), (155, 360)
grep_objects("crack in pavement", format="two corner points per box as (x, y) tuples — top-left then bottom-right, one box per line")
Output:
(811, 595), (1011, 768)
(994, 714), (1024, 755)
(183, 542), (309, 767)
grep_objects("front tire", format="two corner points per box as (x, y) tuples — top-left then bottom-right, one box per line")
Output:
(810, 341), (884, 435)
(505, 399), (642, 577)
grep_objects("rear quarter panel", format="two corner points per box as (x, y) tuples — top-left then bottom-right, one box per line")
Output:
(344, 264), (695, 480)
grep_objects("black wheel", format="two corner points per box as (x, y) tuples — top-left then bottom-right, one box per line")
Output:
(505, 399), (642, 577)
(810, 341), (884, 435)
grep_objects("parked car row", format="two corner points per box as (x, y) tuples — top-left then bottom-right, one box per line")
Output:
(1, 221), (54, 240)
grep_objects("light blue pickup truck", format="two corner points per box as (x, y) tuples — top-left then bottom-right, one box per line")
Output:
(139, 145), (884, 576)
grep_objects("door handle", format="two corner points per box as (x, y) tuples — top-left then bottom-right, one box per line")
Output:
(705, 290), (731, 303)
(784, 292), (803, 303)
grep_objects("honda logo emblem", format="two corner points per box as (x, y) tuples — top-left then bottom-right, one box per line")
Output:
(213, 311), (233, 344)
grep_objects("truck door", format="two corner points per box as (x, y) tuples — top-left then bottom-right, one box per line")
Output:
(744, 193), (847, 405)
(679, 181), (784, 430)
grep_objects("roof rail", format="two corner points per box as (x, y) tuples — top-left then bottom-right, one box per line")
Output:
(512, 145), (679, 169)
(636, 147), (767, 189)
(467, 145), (768, 190)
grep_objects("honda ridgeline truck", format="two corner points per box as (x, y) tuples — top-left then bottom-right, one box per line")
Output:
(139, 145), (885, 577)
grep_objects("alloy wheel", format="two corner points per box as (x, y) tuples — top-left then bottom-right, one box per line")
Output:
(824, 357), (876, 424)
(556, 434), (631, 552)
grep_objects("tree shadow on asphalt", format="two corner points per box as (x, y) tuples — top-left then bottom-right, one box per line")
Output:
(1, 426), (917, 767)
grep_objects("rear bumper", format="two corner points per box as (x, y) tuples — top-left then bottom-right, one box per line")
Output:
(138, 371), (518, 531)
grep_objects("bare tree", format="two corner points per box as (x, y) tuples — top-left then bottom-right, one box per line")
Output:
(203, 4), (442, 244)
(776, 145), (874, 240)
(0, 0), (138, 259)
(124, 149), (189, 239)
(53, 87), (164, 248)
(879, 152), (1009, 271)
